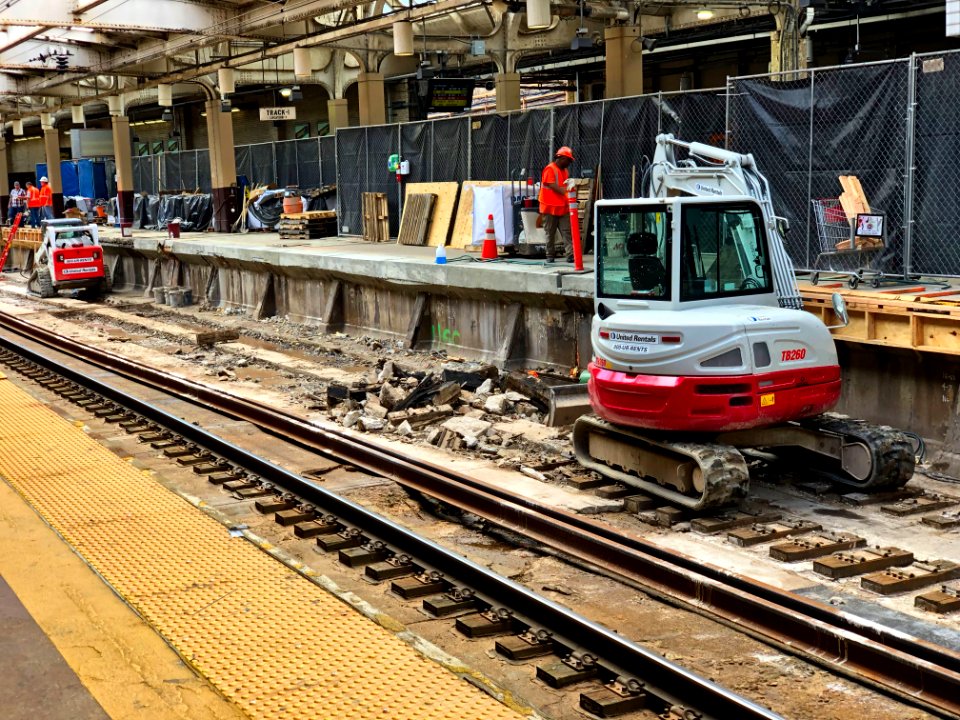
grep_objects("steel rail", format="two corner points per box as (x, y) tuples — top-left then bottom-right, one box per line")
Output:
(0, 311), (957, 717)
(0, 322), (781, 720)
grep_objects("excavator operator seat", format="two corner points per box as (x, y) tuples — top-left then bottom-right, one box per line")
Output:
(627, 231), (666, 293)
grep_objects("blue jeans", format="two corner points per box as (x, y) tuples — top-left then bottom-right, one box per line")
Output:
(7, 205), (22, 224)
(41, 206), (53, 221)
(29, 208), (40, 227)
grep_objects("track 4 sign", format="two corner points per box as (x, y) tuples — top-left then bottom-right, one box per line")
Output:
(260, 107), (296, 121)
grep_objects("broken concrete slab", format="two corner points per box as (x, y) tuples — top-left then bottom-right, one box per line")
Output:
(442, 416), (492, 439)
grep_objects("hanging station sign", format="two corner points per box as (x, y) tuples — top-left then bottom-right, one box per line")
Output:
(260, 107), (297, 121)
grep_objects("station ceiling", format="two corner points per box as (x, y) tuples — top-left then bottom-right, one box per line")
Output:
(0, 0), (947, 119)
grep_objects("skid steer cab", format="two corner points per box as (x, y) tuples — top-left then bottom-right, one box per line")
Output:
(29, 219), (110, 299)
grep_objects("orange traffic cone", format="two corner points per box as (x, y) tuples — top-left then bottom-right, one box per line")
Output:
(481, 214), (498, 260)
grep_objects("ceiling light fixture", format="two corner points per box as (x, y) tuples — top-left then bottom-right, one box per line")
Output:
(69, 26), (95, 33)
(697, 8), (715, 20)
(394, 21), (414, 57)
(279, 87), (293, 98)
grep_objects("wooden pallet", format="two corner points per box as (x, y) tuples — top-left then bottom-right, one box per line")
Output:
(279, 216), (337, 240)
(397, 193), (437, 246)
(403, 182), (459, 247)
(801, 283), (960, 356)
(362, 192), (390, 243)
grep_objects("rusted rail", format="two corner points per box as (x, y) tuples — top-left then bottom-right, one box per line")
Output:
(0, 311), (957, 718)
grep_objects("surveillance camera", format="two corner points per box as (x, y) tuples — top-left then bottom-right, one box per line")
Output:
(161, 108), (173, 122)
(220, 99), (231, 112)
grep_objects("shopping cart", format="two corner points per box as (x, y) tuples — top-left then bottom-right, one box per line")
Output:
(809, 198), (887, 288)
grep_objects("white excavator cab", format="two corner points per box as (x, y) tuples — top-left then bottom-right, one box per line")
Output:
(593, 196), (778, 315)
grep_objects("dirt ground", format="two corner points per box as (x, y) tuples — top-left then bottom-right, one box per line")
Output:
(0, 282), (954, 720)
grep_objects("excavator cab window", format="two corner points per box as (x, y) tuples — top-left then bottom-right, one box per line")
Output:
(596, 207), (671, 300)
(680, 203), (772, 302)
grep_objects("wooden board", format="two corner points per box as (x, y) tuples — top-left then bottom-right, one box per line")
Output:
(397, 193), (437, 246)
(449, 181), (513, 249)
(280, 210), (336, 220)
(362, 192), (390, 243)
(404, 182), (459, 247)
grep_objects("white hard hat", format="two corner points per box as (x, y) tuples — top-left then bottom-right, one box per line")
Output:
(40, 176), (48, 182)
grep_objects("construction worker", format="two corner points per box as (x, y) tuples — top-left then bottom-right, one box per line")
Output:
(7, 181), (26, 225)
(538, 146), (576, 263)
(25, 181), (41, 228)
(39, 176), (53, 221)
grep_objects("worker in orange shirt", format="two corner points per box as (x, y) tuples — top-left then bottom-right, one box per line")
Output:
(538, 146), (576, 263)
(25, 181), (41, 228)
(38, 176), (53, 221)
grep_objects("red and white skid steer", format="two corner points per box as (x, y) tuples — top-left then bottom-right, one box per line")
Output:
(27, 219), (110, 299)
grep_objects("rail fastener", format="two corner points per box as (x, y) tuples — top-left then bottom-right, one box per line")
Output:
(769, 531), (866, 562)
(862, 560), (960, 595)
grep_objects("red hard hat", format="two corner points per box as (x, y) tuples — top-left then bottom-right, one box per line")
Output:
(556, 146), (575, 160)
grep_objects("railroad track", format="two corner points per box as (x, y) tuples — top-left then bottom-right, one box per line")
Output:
(0, 310), (957, 718)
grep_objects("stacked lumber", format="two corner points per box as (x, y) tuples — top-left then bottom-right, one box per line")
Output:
(837, 175), (883, 251)
(573, 177), (595, 241)
(278, 210), (337, 240)
(397, 193), (437, 246)
(403, 182), (459, 247)
(362, 192), (390, 242)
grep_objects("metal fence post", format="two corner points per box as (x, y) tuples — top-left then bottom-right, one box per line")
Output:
(724, 79), (731, 149)
(902, 53), (918, 280)
(805, 70), (816, 270)
(397, 124), (403, 222)
(657, 91), (663, 134)
(506, 113), (512, 179)
(549, 106), (556, 158)
(598, 100), (606, 195)
(466, 118), (473, 181)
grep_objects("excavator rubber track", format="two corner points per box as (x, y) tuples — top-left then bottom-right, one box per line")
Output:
(572, 414), (917, 511)
(796, 414), (915, 491)
(572, 416), (751, 511)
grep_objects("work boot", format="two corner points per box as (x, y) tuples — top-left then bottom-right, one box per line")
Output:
(545, 256), (555, 263)
(565, 253), (575, 263)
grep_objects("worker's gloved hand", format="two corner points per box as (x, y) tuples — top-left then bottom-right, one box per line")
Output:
(565, 179), (577, 191)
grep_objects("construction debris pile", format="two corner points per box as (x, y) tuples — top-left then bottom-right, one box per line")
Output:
(323, 359), (570, 466)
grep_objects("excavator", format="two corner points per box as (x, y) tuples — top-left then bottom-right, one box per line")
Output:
(572, 134), (914, 510)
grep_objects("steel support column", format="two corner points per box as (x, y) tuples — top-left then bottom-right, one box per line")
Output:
(43, 128), (64, 216)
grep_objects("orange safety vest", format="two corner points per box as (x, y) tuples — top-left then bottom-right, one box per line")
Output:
(26, 186), (41, 208)
(538, 161), (569, 216)
(39, 184), (52, 207)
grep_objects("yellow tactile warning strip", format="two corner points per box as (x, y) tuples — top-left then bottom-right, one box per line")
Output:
(0, 377), (522, 720)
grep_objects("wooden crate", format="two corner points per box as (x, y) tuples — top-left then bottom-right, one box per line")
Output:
(362, 192), (390, 243)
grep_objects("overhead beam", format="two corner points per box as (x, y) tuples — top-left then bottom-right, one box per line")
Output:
(18, 0), (482, 95)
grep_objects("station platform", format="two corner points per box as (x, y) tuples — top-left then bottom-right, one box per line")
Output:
(0, 372), (522, 720)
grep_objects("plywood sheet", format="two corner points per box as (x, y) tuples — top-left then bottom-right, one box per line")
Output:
(450, 181), (514, 248)
(404, 182), (459, 247)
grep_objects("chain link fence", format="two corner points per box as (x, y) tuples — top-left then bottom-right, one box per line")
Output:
(728, 60), (909, 277)
(126, 49), (960, 279)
